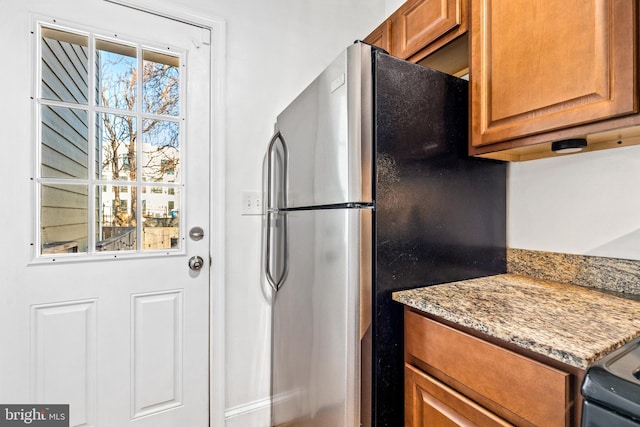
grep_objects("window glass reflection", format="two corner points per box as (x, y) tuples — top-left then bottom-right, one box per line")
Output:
(97, 113), (137, 181)
(96, 39), (137, 111)
(143, 50), (180, 116)
(41, 184), (88, 254)
(142, 119), (179, 182)
(41, 105), (88, 179)
(41, 28), (89, 104)
(97, 184), (137, 252)
(37, 25), (185, 258)
(142, 186), (180, 250)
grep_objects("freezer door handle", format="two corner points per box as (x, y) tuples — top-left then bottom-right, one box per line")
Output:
(266, 131), (288, 211)
(265, 131), (288, 292)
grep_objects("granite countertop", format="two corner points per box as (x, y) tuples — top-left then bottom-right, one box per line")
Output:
(393, 273), (640, 369)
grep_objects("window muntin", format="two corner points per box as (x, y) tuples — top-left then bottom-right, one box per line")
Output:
(36, 21), (184, 259)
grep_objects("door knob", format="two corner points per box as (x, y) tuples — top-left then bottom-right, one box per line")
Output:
(188, 255), (204, 271)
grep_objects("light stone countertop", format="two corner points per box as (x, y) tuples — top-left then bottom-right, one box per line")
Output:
(392, 273), (640, 369)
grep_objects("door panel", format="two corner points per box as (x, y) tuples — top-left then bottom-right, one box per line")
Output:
(0, 2), (210, 426)
(131, 290), (184, 419)
(275, 44), (372, 209)
(31, 300), (98, 427)
(271, 208), (370, 427)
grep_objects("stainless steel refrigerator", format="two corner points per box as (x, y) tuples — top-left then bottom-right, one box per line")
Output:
(263, 41), (506, 427)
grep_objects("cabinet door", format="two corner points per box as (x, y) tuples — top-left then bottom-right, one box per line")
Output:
(405, 364), (512, 427)
(391, 0), (464, 60)
(364, 20), (391, 53)
(471, 0), (637, 148)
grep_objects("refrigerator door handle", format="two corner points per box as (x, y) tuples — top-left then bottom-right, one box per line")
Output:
(264, 212), (278, 292)
(265, 131), (288, 292)
(266, 131), (287, 211)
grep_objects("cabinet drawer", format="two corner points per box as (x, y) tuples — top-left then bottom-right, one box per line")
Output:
(405, 309), (570, 427)
(406, 363), (512, 426)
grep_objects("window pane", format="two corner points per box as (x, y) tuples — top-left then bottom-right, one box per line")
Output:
(97, 113), (137, 180)
(142, 119), (179, 182)
(143, 50), (180, 116)
(142, 186), (180, 250)
(41, 105), (88, 179)
(96, 39), (137, 111)
(41, 27), (89, 104)
(96, 185), (137, 252)
(41, 183), (88, 254)
(36, 24), (188, 259)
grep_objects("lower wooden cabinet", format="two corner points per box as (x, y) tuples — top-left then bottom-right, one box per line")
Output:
(404, 308), (582, 426)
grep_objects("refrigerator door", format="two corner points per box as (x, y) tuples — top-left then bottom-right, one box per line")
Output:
(274, 43), (373, 209)
(271, 207), (372, 427)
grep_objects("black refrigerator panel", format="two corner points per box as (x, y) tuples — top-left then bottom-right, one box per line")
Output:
(371, 51), (507, 426)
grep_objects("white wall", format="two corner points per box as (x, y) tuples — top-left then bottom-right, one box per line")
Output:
(508, 145), (640, 260)
(164, 0), (386, 425)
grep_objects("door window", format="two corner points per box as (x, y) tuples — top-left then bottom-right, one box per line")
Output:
(36, 21), (184, 259)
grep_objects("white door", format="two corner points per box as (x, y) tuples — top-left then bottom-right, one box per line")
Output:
(0, 1), (211, 426)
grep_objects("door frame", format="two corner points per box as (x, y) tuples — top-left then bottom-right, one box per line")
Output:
(104, 1), (227, 425)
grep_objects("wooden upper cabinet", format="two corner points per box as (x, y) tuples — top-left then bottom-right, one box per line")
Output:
(391, 0), (466, 60)
(471, 0), (638, 153)
(364, 19), (391, 53)
(364, 0), (468, 64)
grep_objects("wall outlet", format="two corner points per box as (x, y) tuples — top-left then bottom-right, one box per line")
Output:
(242, 191), (263, 215)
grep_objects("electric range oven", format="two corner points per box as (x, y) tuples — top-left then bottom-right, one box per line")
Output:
(581, 336), (640, 426)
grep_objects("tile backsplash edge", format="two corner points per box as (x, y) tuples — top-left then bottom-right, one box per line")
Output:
(507, 248), (640, 296)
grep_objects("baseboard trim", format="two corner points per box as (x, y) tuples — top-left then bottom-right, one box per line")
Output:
(225, 388), (304, 422)
(225, 396), (272, 420)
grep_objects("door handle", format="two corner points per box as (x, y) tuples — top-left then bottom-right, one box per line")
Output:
(188, 255), (204, 271)
(265, 131), (289, 292)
